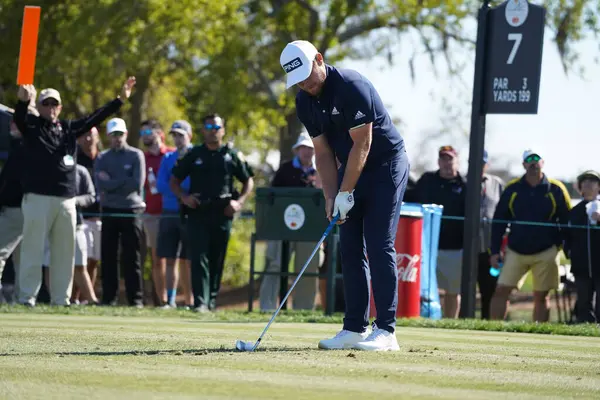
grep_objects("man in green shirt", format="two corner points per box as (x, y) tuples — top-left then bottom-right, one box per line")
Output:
(169, 113), (254, 312)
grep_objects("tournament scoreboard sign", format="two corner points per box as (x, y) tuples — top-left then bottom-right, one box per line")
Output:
(484, 0), (545, 114)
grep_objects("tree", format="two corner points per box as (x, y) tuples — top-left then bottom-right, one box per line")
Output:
(183, 0), (475, 162)
(0, 0), (598, 158)
(186, 0), (600, 164)
(0, 0), (245, 145)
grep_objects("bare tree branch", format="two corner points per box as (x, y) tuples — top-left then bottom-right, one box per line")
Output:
(319, 0), (360, 55)
(293, 0), (319, 41)
(251, 63), (280, 109)
(429, 22), (475, 45)
(338, 13), (400, 43)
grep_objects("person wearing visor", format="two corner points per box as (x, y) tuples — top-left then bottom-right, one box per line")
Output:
(490, 150), (571, 322)
(280, 40), (410, 351)
(14, 77), (135, 307)
(564, 170), (600, 323)
(95, 118), (146, 307)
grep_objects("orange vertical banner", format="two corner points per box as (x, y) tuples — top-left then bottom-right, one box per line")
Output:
(16, 6), (41, 85)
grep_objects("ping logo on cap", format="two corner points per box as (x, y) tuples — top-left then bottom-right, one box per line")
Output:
(108, 121), (117, 129)
(282, 57), (303, 73)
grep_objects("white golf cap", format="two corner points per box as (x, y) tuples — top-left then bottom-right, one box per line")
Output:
(280, 40), (319, 89)
(106, 117), (127, 135)
(38, 88), (61, 104)
(292, 130), (314, 150)
(522, 149), (542, 161)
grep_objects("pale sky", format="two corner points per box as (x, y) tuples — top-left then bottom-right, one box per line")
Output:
(339, 26), (600, 182)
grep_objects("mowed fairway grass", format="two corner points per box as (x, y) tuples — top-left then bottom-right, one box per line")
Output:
(1, 311), (600, 399)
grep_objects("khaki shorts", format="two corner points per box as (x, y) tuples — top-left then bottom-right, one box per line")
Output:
(143, 214), (160, 248)
(498, 246), (560, 291)
(436, 249), (463, 294)
(84, 219), (102, 261)
(74, 226), (87, 267)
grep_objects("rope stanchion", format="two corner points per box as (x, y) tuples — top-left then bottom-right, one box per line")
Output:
(82, 211), (597, 230)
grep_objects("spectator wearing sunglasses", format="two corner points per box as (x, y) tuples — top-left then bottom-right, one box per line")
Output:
(414, 145), (466, 319)
(13, 77), (136, 307)
(95, 118), (146, 307)
(155, 120), (194, 308)
(490, 150), (571, 322)
(139, 119), (175, 305)
(170, 114), (254, 312)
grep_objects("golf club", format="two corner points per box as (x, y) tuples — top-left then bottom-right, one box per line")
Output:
(235, 213), (340, 352)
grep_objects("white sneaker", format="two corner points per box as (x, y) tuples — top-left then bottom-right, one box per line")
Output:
(354, 326), (399, 351)
(318, 329), (369, 350)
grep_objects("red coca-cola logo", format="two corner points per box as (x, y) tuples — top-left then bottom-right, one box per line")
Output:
(396, 253), (419, 283)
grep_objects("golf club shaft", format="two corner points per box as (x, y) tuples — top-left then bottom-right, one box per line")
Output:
(252, 215), (339, 350)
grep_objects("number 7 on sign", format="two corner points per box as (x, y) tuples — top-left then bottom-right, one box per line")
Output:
(507, 33), (522, 65)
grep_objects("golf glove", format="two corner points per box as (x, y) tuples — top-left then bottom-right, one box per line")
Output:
(333, 190), (355, 220)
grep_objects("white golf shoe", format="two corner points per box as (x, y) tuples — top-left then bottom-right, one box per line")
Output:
(354, 326), (399, 351)
(318, 329), (370, 350)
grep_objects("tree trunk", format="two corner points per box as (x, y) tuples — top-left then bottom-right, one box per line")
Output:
(278, 111), (304, 166)
(127, 72), (151, 148)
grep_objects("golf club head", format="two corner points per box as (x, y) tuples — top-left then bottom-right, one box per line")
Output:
(235, 340), (255, 352)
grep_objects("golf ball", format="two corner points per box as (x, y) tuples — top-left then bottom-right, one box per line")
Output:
(235, 340), (254, 351)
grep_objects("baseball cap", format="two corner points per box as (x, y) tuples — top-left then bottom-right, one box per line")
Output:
(438, 145), (458, 158)
(38, 88), (61, 104)
(280, 40), (319, 89)
(170, 120), (192, 136)
(292, 131), (314, 150)
(106, 118), (127, 135)
(522, 149), (542, 162)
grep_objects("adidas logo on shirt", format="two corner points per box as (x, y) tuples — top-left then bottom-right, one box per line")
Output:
(354, 111), (365, 120)
(331, 107), (340, 115)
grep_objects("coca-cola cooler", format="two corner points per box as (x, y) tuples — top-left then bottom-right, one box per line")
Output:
(369, 203), (443, 319)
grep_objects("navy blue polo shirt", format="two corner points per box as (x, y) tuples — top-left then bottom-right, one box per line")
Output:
(295, 65), (404, 169)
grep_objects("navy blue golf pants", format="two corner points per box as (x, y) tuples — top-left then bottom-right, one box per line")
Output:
(339, 150), (409, 334)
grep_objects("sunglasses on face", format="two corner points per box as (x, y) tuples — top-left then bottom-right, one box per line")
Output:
(110, 131), (125, 137)
(204, 124), (222, 131)
(439, 145), (454, 152)
(525, 155), (541, 163)
(140, 129), (154, 136)
(41, 100), (60, 107)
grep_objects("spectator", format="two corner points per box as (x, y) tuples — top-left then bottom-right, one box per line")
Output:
(95, 118), (146, 307)
(0, 118), (28, 300)
(564, 170), (600, 323)
(42, 164), (99, 305)
(140, 119), (174, 305)
(155, 120), (194, 308)
(478, 150), (504, 319)
(259, 131), (324, 311)
(14, 77), (135, 306)
(170, 113), (254, 312)
(490, 150), (571, 322)
(72, 164), (99, 305)
(414, 145), (466, 318)
(75, 127), (103, 301)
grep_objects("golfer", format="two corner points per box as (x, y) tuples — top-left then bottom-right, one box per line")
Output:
(280, 40), (410, 351)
